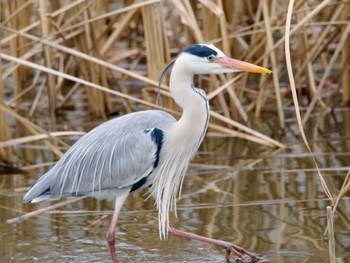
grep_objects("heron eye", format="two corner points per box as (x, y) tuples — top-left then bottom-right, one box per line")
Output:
(207, 55), (215, 62)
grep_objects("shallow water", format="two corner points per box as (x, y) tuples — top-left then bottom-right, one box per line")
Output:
(1, 110), (350, 262)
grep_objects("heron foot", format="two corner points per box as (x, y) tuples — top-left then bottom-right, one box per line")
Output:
(106, 232), (118, 263)
(168, 226), (264, 262)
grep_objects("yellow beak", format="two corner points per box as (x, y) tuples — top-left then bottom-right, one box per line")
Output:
(215, 57), (272, 74)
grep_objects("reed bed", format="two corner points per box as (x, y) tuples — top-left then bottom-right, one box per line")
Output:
(1, 0), (350, 261)
(0, 0), (349, 157)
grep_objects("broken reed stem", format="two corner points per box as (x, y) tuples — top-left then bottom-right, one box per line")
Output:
(6, 196), (88, 224)
(324, 169), (350, 238)
(332, 169), (350, 213)
(326, 206), (336, 263)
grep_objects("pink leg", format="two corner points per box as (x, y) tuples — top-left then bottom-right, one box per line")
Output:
(106, 190), (129, 263)
(168, 225), (263, 261)
(106, 209), (120, 263)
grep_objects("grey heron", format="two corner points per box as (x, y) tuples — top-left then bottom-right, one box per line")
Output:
(23, 43), (271, 262)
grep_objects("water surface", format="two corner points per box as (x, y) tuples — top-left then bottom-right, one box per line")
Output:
(1, 110), (349, 262)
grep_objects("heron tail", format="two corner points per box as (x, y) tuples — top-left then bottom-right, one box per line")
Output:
(22, 174), (52, 203)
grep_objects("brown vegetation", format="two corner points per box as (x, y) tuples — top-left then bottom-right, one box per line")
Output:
(1, 0), (349, 160)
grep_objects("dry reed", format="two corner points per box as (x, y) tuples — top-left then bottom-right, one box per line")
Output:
(1, 0), (348, 154)
(6, 196), (88, 224)
(0, 59), (13, 163)
(1, 0), (300, 164)
(326, 206), (336, 263)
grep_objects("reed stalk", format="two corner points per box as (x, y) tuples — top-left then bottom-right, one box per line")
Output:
(39, 0), (56, 130)
(0, 60), (13, 163)
(142, 1), (171, 109)
(326, 206), (336, 263)
(342, 3), (350, 106)
(262, 1), (284, 129)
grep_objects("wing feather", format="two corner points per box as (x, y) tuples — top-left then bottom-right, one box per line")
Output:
(23, 110), (175, 202)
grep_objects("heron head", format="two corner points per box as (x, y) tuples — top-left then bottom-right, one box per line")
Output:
(180, 43), (272, 75)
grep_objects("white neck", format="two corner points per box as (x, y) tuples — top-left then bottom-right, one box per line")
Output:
(168, 57), (210, 145)
(152, 55), (211, 239)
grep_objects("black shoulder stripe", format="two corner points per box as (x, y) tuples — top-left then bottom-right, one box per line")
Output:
(130, 177), (147, 192)
(150, 128), (164, 168)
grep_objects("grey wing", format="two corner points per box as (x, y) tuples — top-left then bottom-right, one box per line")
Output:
(23, 110), (175, 202)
